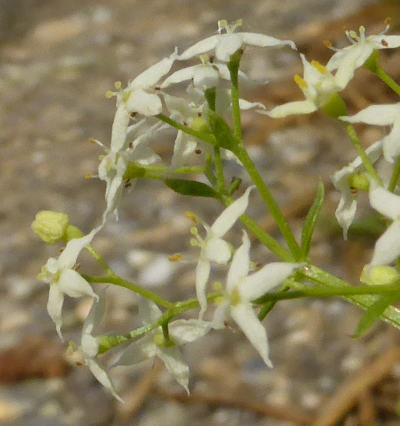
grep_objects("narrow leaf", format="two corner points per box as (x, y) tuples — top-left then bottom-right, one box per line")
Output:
(165, 178), (218, 198)
(353, 293), (400, 338)
(301, 179), (324, 258)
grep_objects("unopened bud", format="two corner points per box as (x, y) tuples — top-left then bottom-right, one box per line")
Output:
(32, 211), (69, 245)
(361, 265), (400, 286)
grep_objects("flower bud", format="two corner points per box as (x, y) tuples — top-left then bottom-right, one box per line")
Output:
(32, 211), (69, 245)
(190, 117), (210, 134)
(361, 265), (400, 286)
(348, 172), (369, 192)
(64, 225), (84, 242)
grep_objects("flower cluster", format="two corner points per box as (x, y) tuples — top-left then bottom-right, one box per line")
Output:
(32, 18), (400, 402)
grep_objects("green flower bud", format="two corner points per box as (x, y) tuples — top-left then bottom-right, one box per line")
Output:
(322, 93), (347, 118)
(348, 173), (370, 192)
(361, 265), (400, 286)
(191, 117), (210, 134)
(32, 210), (69, 245)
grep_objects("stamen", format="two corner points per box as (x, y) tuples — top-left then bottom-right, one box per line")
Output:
(294, 74), (308, 90)
(185, 211), (199, 224)
(114, 81), (122, 90)
(311, 60), (328, 75)
(169, 253), (184, 262)
(89, 138), (105, 148)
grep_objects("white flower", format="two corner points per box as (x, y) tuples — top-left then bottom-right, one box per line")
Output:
(340, 103), (400, 163)
(190, 186), (253, 317)
(263, 54), (342, 118)
(368, 184), (400, 268)
(38, 228), (100, 339)
(79, 290), (123, 402)
(178, 19), (296, 62)
(115, 298), (210, 393)
(122, 50), (177, 116)
(97, 111), (163, 221)
(332, 141), (382, 239)
(213, 232), (300, 367)
(327, 25), (400, 90)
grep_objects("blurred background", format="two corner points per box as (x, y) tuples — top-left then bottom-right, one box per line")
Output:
(2, 0), (400, 424)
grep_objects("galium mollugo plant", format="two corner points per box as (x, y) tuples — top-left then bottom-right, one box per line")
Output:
(33, 19), (400, 400)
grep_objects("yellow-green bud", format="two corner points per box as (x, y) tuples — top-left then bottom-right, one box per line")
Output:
(348, 173), (370, 192)
(190, 117), (210, 134)
(361, 265), (400, 286)
(31, 211), (69, 245)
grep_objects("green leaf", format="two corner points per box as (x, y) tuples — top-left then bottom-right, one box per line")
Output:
(353, 293), (400, 338)
(301, 179), (324, 259)
(207, 110), (238, 152)
(165, 178), (218, 198)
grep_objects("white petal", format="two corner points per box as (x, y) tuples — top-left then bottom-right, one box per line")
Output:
(340, 104), (400, 126)
(383, 120), (400, 163)
(369, 186), (400, 220)
(226, 231), (250, 292)
(370, 221), (400, 267)
(86, 358), (124, 403)
(242, 33), (296, 50)
(335, 45), (373, 89)
(82, 334), (99, 359)
(195, 258), (211, 318)
(369, 35), (400, 49)
(130, 54), (176, 89)
(203, 236), (232, 265)
(163, 94), (197, 119)
(215, 34), (243, 61)
(231, 303), (272, 367)
(193, 66), (219, 89)
(178, 35), (219, 60)
(58, 228), (98, 270)
(335, 194), (357, 240)
(161, 66), (198, 88)
(264, 100), (317, 118)
(110, 103), (130, 153)
(47, 284), (64, 339)
(169, 319), (211, 344)
(242, 263), (300, 301)
(158, 346), (190, 394)
(116, 336), (157, 366)
(239, 99), (266, 110)
(139, 297), (162, 325)
(125, 90), (162, 117)
(211, 186), (253, 236)
(58, 269), (98, 299)
(212, 302), (230, 330)
(83, 289), (106, 339)
(170, 132), (198, 170)
(129, 136), (161, 165)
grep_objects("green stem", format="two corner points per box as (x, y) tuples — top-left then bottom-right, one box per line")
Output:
(258, 285), (290, 320)
(142, 165), (205, 175)
(86, 275), (173, 309)
(157, 114), (216, 145)
(214, 146), (227, 193)
(235, 146), (302, 259)
(302, 265), (400, 330)
(389, 158), (400, 192)
(228, 51), (243, 141)
(344, 123), (382, 185)
(255, 283), (400, 304)
(375, 66), (400, 98)
(86, 246), (115, 277)
(98, 293), (221, 353)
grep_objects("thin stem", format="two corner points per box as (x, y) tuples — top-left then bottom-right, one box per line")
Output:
(301, 265), (400, 330)
(375, 66), (400, 98)
(86, 246), (115, 277)
(228, 51), (243, 141)
(214, 146), (227, 193)
(235, 146), (302, 260)
(389, 158), (400, 192)
(255, 283), (400, 304)
(142, 165), (205, 175)
(86, 275), (173, 309)
(157, 114), (216, 145)
(344, 123), (382, 185)
(258, 285), (290, 320)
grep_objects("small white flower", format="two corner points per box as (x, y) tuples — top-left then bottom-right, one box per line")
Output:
(97, 113), (163, 221)
(115, 298), (210, 393)
(332, 141), (382, 239)
(79, 290), (123, 402)
(327, 25), (400, 90)
(38, 228), (100, 339)
(263, 54), (342, 118)
(189, 186), (254, 317)
(368, 183), (400, 268)
(340, 103), (400, 163)
(178, 19), (296, 62)
(213, 232), (300, 367)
